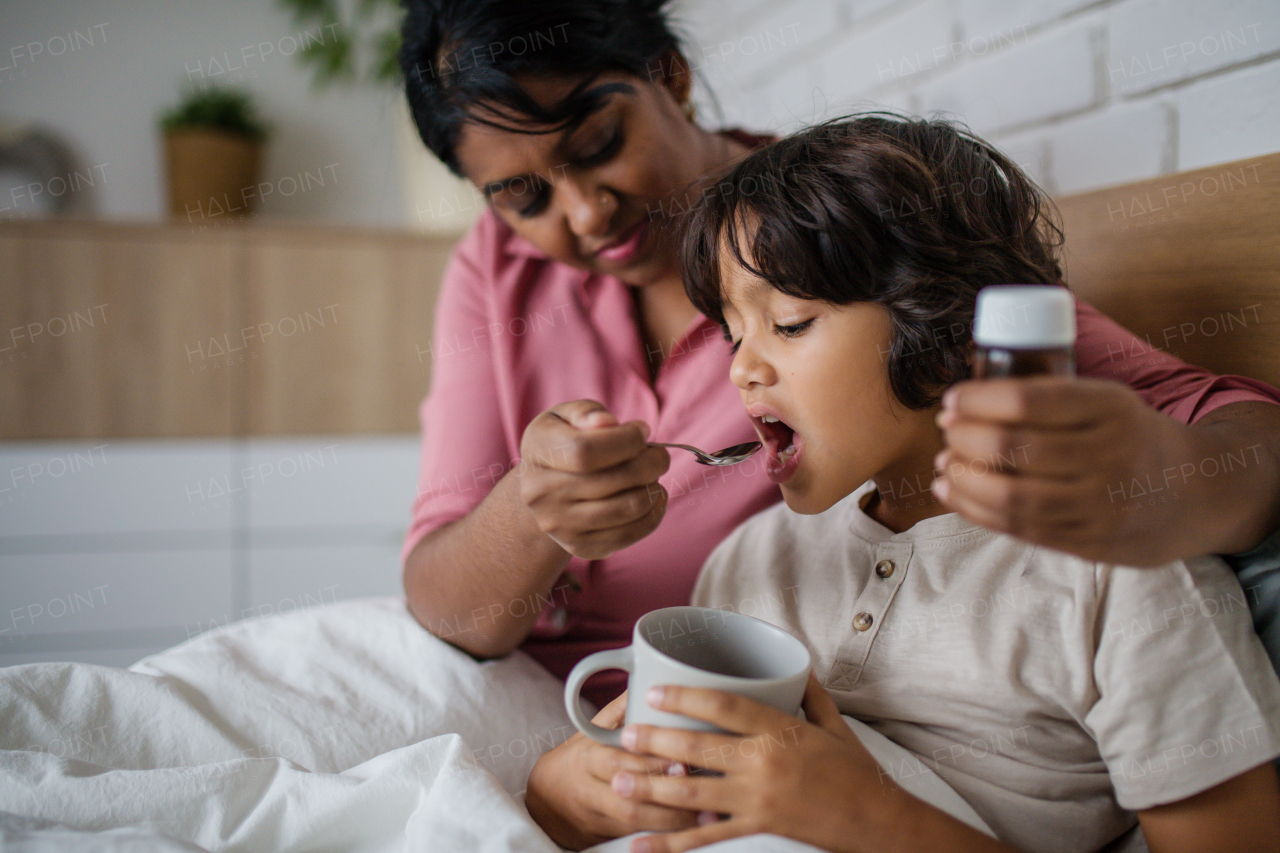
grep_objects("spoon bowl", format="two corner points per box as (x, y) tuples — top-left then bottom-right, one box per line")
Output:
(648, 441), (762, 466)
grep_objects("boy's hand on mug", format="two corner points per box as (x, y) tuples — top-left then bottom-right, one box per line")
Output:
(931, 376), (1194, 566)
(611, 673), (905, 853)
(518, 400), (670, 561)
(525, 689), (699, 850)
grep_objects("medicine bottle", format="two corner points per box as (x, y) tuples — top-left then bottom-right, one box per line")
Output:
(972, 285), (1076, 378)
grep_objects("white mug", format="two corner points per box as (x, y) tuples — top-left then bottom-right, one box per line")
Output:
(564, 606), (811, 746)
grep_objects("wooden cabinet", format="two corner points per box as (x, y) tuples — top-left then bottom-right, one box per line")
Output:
(0, 220), (455, 438)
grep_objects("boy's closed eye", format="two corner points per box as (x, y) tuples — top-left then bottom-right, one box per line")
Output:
(774, 319), (813, 339)
(727, 319), (814, 354)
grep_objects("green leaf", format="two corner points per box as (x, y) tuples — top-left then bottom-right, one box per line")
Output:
(297, 32), (355, 86)
(278, 0), (338, 25)
(371, 29), (402, 83)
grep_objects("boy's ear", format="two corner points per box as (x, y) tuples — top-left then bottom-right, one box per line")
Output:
(650, 48), (693, 107)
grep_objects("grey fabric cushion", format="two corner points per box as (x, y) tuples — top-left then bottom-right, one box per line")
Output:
(1223, 526), (1280, 679)
(1222, 526), (1280, 773)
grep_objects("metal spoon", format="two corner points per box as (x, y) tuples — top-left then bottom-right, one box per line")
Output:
(648, 441), (763, 466)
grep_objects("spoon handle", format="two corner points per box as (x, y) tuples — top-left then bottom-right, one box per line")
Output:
(647, 442), (704, 455)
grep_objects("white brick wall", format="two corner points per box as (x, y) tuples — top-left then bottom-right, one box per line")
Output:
(680, 0), (1280, 194)
(1177, 59), (1280, 170)
(815, 0), (956, 98)
(915, 16), (1104, 135)
(1049, 101), (1173, 193)
(1108, 0), (1279, 96)
(956, 0), (1097, 39)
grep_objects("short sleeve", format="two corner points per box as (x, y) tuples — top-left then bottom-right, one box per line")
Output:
(1075, 298), (1280, 424)
(401, 220), (514, 565)
(1085, 555), (1280, 810)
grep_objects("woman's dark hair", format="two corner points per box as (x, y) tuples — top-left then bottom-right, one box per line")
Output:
(681, 113), (1066, 410)
(399, 0), (684, 175)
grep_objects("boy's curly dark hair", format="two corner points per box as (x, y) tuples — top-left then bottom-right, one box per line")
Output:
(680, 113), (1066, 410)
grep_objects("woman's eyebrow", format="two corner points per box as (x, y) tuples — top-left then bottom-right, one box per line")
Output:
(479, 92), (622, 198)
(480, 173), (545, 199)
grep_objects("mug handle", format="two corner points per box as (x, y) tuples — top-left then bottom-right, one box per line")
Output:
(564, 646), (633, 747)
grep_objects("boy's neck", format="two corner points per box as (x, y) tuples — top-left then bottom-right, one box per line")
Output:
(863, 435), (949, 534)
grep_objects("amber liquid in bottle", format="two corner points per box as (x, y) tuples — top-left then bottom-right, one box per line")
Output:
(972, 346), (1075, 379)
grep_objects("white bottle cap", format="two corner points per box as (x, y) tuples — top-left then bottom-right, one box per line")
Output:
(973, 285), (1076, 348)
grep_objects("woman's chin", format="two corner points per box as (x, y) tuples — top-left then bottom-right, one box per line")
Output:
(610, 229), (677, 284)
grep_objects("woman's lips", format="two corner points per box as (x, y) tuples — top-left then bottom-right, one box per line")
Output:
(595, 220), (649, 265)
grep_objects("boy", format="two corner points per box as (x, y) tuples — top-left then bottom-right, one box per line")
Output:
(608, 115), (1280, 853)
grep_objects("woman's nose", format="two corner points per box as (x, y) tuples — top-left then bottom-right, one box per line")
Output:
(560, 178), (613, 238)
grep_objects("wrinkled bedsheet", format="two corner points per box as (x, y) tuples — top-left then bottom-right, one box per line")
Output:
(0, 598), (988, 852)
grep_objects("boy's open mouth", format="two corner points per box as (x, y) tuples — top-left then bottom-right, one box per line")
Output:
(749, 408), (804, 483)
(755, 414), (798, 464)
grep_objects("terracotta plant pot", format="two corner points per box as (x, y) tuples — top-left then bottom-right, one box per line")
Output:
(164, 128), (263, 224)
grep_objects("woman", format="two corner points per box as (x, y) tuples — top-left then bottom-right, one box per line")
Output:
(397, 0), (1280, 848)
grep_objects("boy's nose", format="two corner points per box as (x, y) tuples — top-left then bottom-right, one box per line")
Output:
(729, 338), (775, 389)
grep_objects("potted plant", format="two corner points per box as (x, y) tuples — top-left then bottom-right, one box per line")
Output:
(160, 87), (269, 222)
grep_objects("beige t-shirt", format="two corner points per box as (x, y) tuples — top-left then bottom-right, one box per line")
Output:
(691, 480), (1280, 853)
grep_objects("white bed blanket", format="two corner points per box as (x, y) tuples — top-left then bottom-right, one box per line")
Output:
(0, 598), (989, 852)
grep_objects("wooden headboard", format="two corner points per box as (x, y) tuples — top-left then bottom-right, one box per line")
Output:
(1055, 151), (1280, 390)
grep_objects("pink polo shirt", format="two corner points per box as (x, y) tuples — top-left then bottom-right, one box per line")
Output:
(406, 208), (1280, 710)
